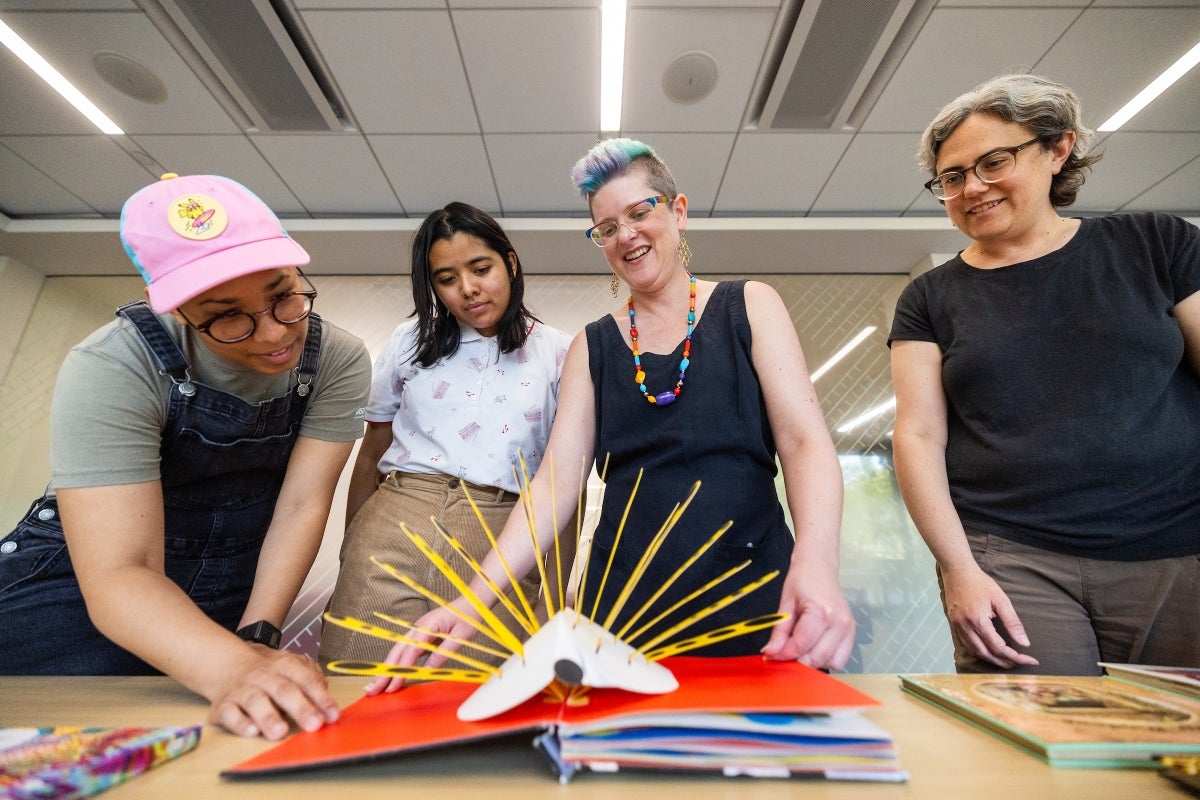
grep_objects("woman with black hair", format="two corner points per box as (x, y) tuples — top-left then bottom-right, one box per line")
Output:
(318, 202), (571, 666)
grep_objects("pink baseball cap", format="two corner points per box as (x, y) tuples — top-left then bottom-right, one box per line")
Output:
(120, 173), (310, 313)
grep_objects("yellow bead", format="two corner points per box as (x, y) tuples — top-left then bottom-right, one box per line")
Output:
(635, 370), (646, 383)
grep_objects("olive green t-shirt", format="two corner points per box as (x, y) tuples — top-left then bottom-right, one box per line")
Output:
(48, 311), (370, 490)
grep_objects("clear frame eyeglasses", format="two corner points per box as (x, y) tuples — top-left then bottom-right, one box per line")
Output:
(178, 270), (318, 344)
(585, 195), (672, 247)
(924, 136), (1044, 200)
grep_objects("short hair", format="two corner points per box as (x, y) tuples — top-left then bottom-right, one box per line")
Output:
(409, 202), (537, 368)
(570, 138), (678, 203)
(918, 73), (1101, 207)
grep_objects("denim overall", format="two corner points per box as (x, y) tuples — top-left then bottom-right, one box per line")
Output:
(0, 302), (321, 674)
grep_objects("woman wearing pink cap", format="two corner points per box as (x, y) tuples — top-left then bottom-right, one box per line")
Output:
(0, 174), (371, 741)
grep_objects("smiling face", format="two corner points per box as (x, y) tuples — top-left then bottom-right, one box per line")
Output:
(589, 168), (687, 289)
(935, 112), (1072, 250)
(172, 267), (309, 374)
(429, 232), (516, 337)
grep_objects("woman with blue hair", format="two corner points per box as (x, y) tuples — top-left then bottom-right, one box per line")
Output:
(370, 139), (853, 689)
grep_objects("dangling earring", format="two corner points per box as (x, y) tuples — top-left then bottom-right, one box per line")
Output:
(610, 272), (620, 298)
(676, 234), (692, 270)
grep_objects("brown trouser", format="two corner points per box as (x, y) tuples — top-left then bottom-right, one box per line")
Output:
(940, 528), (1200, 675)
(318, 471), (542, 668)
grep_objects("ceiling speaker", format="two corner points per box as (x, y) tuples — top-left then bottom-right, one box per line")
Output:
(662, 51), (718, 105)
(92, 52), (168, 104)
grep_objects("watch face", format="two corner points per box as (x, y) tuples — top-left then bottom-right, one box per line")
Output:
(238, 621), (281, 649)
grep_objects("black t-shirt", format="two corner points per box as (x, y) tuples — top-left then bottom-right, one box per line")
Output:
(890, 212), (1200, 559)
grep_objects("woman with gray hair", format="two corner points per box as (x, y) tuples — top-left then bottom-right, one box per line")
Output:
(889, 73), (1200, 675)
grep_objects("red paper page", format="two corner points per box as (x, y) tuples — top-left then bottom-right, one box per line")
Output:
(223, 656), (879, 777)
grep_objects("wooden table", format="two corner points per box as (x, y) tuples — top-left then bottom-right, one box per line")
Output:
(1, 675), (1189, 799)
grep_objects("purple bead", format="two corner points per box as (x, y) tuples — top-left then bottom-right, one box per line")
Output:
(654, 391), (677, 406)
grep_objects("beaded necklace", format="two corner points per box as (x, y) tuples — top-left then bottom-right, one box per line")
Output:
(628, 272), (696, 406)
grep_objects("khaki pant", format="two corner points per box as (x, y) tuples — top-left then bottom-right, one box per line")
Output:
(318, 471), (542, 668)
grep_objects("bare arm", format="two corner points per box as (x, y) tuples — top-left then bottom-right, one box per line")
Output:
(1175, 290), (1200, 377)
(344, 422), (392, 527)
(743, 282), (853, 669)
(58, 434), (355, 739)
(890, 339), (1037, 668)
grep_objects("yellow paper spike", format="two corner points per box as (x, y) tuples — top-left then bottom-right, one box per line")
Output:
(371, 545), (524, 656)
(511, 452), (552, 619)
(602, 481), (702, 630)
(373, 612), (513, 662)
(587, 468), (644, 621)
(617, 520), (735, 640)
(635, 570), (781, 655)
(321, 612), (500, 673)
(548, 458), (562, 615)
(460, 482), (540, 629)
(643, 613), (789, 662)
(327, 660), (492, 684)
(429, 518), (537, 637)
(623, 559), (749, 645)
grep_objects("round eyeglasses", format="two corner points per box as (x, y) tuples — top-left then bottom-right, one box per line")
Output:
(585, 195), (671, 247)
(178, 271), (318, 343)
(924, 137), (1043, 200)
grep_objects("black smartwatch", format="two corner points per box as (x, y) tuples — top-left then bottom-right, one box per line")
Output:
(236, 620), (282, 649)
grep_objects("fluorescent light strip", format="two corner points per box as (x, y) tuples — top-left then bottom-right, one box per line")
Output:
(810, 326), (876, 383)
(599, 0), (627, 132)
(836, 396), (896, 434)
(1098, 39), (1200, 132)
(0, 18), (123, 135)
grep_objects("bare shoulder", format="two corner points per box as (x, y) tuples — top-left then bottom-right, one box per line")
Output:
(741, 280), (790, 328)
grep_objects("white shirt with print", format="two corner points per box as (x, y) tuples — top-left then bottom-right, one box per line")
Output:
(367, 318), (571, 493)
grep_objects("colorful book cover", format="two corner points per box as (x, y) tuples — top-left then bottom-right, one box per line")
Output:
(223, 655), (903, 782)
(0, 724), (201, 799)
(901, 673), (1200, 767)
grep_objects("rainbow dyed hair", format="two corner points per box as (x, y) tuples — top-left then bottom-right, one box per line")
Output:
(570, 138), (679, 202)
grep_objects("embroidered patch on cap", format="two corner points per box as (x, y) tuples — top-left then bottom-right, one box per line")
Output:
(171, 194), (228, 241)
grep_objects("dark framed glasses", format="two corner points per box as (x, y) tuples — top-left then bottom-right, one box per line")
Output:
(178, 270), (317, 343)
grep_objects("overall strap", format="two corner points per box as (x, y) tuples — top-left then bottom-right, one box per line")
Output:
(116, 301), (196, 397)
(292, 313), (323, 398)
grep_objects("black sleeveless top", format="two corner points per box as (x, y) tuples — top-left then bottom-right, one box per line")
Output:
(584, 280), (793, 656)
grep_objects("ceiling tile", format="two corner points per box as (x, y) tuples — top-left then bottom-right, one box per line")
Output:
(0, 44), (94, 136)
(860, 7), (1081, 133)
(0, 144), (96, 216)
(812, 133), (930, 214)
(622, 7), (777, 133)
(620, 133), (736, 217)
(455, 9), (599, 134)
(716, 132), (850, 214)
(1123, 154), (1200, 214)
(0, 11), (241, 135)
(1035, 7), (1200, 132)
(0, 136), (154, 214)
(485, 133), (599, 215)
(127, 134), (306, 215)
(370, 134), (501, 215)
(1074, 132), (1200, 213)
(301, 9), (479, 134)
(250, 134), (402, 215)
